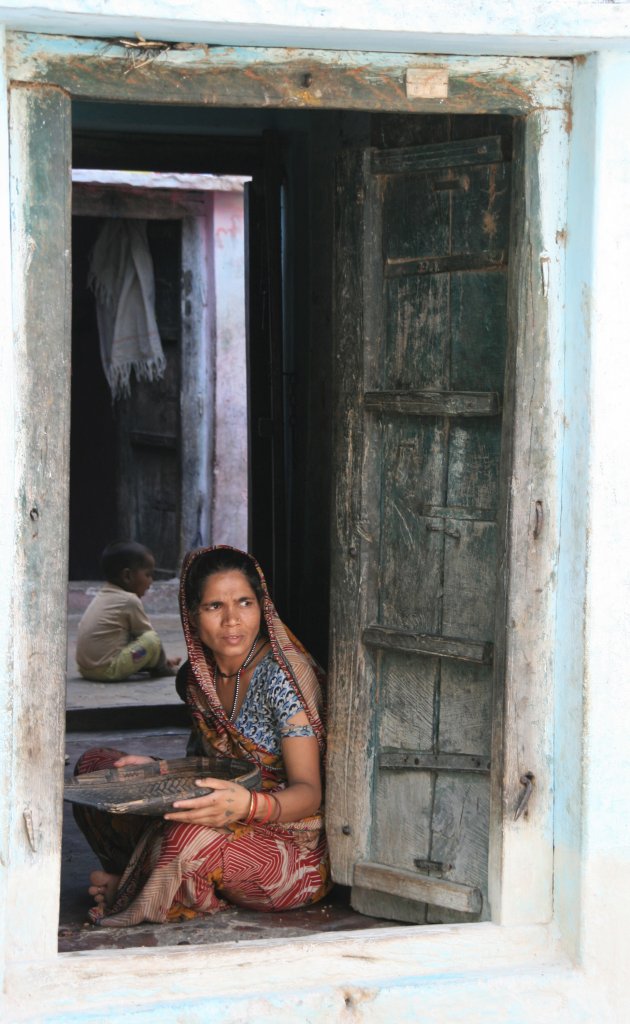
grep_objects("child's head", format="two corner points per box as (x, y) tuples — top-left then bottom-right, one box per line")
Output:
(101, 541), (155, 598)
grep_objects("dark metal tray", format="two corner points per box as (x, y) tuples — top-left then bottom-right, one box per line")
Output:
(64, 756), (261, 816)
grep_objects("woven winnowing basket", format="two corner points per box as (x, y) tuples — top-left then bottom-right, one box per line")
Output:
(65, 756), (261, 816)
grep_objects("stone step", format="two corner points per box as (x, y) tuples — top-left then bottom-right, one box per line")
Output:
(66, 703), (190, 733)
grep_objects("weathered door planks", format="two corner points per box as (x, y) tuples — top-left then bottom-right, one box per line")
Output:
(328, 134), (512, 923)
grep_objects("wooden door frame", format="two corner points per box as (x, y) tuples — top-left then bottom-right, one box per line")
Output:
(2, 31), (573, 1016)
(73, 180), (214, 568)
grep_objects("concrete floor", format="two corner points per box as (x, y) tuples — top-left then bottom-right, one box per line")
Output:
(61, 592), (392, 950)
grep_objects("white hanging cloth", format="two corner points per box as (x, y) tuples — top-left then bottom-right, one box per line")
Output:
(88, 218), (166, 399)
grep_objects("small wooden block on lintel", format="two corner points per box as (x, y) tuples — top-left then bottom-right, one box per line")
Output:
(405, 68), (449, 101)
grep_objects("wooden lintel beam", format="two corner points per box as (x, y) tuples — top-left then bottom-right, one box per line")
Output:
(72, 184), (208, 220)
(7, 34), (572, 115)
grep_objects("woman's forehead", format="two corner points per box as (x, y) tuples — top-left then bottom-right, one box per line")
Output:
(200, 569), (257, 597)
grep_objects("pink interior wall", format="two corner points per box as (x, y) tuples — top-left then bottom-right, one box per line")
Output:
(210, 190), (248, 548)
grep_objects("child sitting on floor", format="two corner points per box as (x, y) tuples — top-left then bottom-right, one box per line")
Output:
(76, 541), (181, 682)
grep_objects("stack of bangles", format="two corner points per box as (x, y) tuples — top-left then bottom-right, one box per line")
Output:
(243, 790), (281, 825)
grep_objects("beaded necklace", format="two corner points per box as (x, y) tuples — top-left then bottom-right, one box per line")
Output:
(215, 633), (262, 721)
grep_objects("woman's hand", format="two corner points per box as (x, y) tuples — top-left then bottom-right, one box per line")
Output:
(113, 755), (155, 768)
(164, 778), (251, 827)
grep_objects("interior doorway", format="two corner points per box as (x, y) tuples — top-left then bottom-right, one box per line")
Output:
(69, 171), (250, 582)
(70, 214), (184, 579)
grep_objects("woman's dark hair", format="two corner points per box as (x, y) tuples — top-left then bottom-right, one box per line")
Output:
(185, 549), (265, 618)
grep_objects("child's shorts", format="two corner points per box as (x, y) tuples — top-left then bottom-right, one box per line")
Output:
(79, 630), (163, 682)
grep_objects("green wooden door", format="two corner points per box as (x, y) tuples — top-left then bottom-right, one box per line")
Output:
(327, 135), (511, 923)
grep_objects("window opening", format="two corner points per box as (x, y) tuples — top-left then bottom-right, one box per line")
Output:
(61, 102), (515, 953)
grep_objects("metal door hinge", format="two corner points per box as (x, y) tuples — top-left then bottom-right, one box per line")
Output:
(533, 500), (544, 539)
(514, 772), (535, 821)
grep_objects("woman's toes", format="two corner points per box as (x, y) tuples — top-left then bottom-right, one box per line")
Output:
(87, 870), (120, 909)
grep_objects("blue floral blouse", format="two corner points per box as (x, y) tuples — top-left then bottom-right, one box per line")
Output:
(235, 652), (315, 755)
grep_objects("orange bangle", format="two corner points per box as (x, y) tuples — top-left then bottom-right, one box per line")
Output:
(257, 793), (275, 825)
(244, 791), (258, 825)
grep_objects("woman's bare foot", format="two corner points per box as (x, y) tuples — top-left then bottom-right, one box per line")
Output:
(88, 870), (120, 909)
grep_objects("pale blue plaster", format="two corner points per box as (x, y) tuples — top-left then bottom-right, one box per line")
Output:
(28, 968), (599, 1024)
(553, 53), (597, 960)
(0, 23), (13, 1001)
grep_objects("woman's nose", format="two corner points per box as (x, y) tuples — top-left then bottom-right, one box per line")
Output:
(222, 604), (239, 623)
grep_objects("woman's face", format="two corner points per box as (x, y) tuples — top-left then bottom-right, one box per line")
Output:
(194, 569), (262, 664)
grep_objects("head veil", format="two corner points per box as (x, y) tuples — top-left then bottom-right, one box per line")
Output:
(178, 546), (326, 778)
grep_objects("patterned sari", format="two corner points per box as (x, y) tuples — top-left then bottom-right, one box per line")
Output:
(73, 546), (331, 926)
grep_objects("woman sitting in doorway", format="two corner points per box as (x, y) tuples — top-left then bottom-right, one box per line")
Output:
(73, 545), (331, 926)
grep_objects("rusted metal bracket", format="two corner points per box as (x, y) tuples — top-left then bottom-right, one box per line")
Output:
(23, 807), (37, 851)
(533, 499), (544, 539)
(514, 772), (535, 821)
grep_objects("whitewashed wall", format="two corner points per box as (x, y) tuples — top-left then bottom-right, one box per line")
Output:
(0, 0), (628, 55)
(0, 24), (13, 1001)
(576, 51), (630, 1015)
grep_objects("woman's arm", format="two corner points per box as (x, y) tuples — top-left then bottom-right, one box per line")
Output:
(272, 710), (322, 821)
(165, 710), (322, 827)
